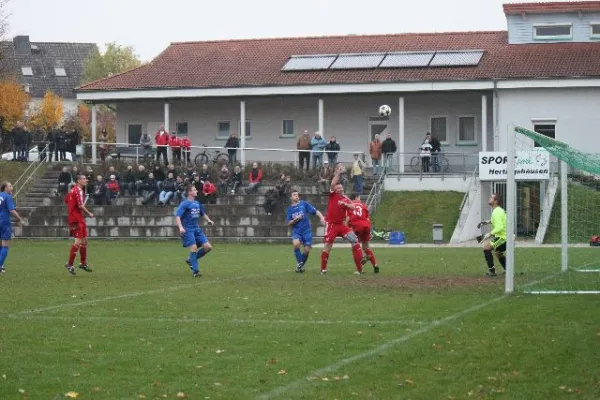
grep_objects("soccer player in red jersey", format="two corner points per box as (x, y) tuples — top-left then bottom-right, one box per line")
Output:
(321, 163), (365, 275)
(346, 193), (379, 274)
(64, 174), (94, 275)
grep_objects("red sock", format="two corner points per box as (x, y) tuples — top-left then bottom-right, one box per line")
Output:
(68, 245), (79, 266)
(351, 244), (364, 272)
(365, 248), (377, 266)
(320, 251), (329, 271)
(79, 245), (87, 265)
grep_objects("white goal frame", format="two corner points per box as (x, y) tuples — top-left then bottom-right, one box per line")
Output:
(506, 125), (600, 294)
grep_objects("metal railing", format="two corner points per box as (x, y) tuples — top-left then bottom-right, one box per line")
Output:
(13, 144), (50, 200)
(388, 151), (479, 179)
(366, 170), (386, 214)
(458, 165), (480, 212)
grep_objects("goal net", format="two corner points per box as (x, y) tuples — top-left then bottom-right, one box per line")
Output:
(505, 126), (600, 294)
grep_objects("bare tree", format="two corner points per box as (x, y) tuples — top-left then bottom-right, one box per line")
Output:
(0, 0), (11, 79)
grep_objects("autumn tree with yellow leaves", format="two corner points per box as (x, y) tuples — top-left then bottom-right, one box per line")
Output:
(28, 91), (64, 131)
(0, 80), (29, 131)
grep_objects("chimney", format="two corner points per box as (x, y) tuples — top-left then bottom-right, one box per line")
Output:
(13, 35), (31, 56)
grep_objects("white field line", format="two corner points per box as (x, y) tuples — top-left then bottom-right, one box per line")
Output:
(7, 314), (428, 326)
(256, 273), (557, 400)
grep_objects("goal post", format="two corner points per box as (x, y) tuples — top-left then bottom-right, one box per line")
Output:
(505, 126), (600, 295)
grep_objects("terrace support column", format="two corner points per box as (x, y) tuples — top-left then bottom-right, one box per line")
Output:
(398, 96), (405, 173)
(240, 100), (246, 166)
(482, 94), (488, 152)
(164, 102), (170, 160)
(318, 98), (324, 136)
(91, 104), (97, 164)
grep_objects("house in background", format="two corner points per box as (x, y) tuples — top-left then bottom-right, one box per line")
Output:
(75, 1), (600, 172)
(0, 35), (98, 116)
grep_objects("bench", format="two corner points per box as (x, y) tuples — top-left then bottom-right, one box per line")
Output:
(110, 146), (154, 161)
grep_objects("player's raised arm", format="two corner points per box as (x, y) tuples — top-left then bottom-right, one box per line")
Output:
(330, 163), (343, 191)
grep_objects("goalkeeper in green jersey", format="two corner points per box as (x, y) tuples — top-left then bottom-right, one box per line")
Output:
(477, 193), (507, 277)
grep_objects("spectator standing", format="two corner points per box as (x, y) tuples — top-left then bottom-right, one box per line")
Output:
(427, 133), (442, 172)
(318, 160), (333, 193)
(296, 130), (311, 171)
(229, 165), (242, 194)
(57, 126), (69, 161)
(69, 128), (80, 162)
(369, 134), (383, 176)
(10, 122), (23, 161)
(324, 136), (340, 165)
(420, 139), (432, 172)
(351, 153), (366, 195)
(98, 128), (109, 162)
(225, 133), (239, 166)
(218, 165), (230, 195)
(181, 134), (192, 164)
(169, 132), (181, 163)
(245, 162), (263, 194)
(140, 132), (153, 160)
(381, 133), (397, 172)
(47, 126), (56, 162)
(123, 165), (137, 196)
(310, 131), (326, 169)
(21, 124), (31, 161)
(155, 125), (169, 166)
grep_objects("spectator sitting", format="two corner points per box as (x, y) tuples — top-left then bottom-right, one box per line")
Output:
(153, 165), (166, 191)
(184, 165), (196, 183)
(324, 136), (341, 165)
(193, 175), (203, 194)
(229, 165), (242, 194)
(135, 165), (148, 196)
(276, 173), (291, 201)
(141, 172), (158, 205)
(318, 161), (332, 193)
(198, 164), (211, 184)
(420, 139), (432, 172)
(245, 162), (263, 194)
(174, 175), (186, 203)
(70, 166), (79, 183)
(158, 172), (176, 205)
(202, 179), (217, 204)
(166, 164), (178, 179)
(91, 175), (107, 205)
(105, 175), (120, 204)
(57, 166), (72, 195)
(180, 134), (192, 164)
(85, 166), (94, 195)
(218, 165), (230, 195)
(263, 188), (278, 215)
(123, 165), (137, 196)
(104, 166), (121, 183)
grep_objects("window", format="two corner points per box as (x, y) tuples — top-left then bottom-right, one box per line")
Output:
(176, 122), (188, 135)
(534, 24), (572, 40)
(127, 124), (143, 145)
(282, 120), (294, 137)
(591, 24), (600, 38)
(429, 116), (447, 142)
(239, 120), (252, 138)
(21, 66), (33, 76)
(458, 116), (476, 143)
(54, 67), (66, 77)
(217, 121), (230, 139)
(533, 124), (555, 147)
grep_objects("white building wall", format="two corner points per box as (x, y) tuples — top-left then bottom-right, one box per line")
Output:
(497, 88), (600, 153)
(116, 92), (490, 164)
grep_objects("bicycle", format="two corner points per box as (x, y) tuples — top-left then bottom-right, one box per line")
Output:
(194, 144), (230, 167)
(409, 153), (450, 173)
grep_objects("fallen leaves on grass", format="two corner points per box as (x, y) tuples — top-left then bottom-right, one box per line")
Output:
(138, 395), (146, 399)
(215, 349), (225, 354)
(64, 392), (79, 398)
(277, 369), (287, 375)
(266, 358), (277, 365)
(176, 392), (187, 398)
(18, 389), (25, 394)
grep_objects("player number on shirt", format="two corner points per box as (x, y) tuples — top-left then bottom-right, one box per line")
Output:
(353, 206), (363, 217)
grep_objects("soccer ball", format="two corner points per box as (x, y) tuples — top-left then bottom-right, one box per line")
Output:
(379, 104), (391, 117)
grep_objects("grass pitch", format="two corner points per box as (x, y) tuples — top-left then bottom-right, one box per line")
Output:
(0, 242), (599, 399)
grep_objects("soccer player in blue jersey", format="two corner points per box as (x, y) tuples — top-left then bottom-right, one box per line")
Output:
(176, 185), (214, 277)
(0, 182), (25, 274)
(286, 190), (326, 273)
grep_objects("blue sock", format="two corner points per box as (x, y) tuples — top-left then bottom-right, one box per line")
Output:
(294, 248), (303, 264)
(196, 248), (206, 259)
(189, 251), (199, 273)
(303, 251), (309, 264)
(0, 247), (9, 267)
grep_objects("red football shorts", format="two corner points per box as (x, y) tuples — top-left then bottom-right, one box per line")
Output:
(324, 222), (352, 244)
(69, 222), (87, 239)
(352, 223), (371, 243)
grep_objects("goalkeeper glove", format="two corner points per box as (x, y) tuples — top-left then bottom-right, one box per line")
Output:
(477, 233), (492, 243)
(477, 220), (490, 229)
(476, 234), (484, 243)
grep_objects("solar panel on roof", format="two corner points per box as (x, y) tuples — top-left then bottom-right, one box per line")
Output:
(329, 53), (385, 70)
(379, 52), (435, 68)
(282, 55), (336, 71)
(429, 51), (484, 67)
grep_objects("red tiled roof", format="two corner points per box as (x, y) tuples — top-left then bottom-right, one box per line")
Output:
(77, 31), (600, 92)
(503, 1), (600, 14)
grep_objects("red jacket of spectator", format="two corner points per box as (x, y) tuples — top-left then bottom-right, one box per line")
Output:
(249, 168), (263, 184)
(168, 135), (180, 149)
(155, 130), (169, 146)
(202, 181), (216, 196)
(180, 137), (192, 150)
(106, 180), (120, 194)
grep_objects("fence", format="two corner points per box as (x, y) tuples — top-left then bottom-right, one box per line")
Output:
(384, 151), (479, 178)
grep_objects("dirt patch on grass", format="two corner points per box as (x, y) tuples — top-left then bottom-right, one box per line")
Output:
(345, 276), (501, 290)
